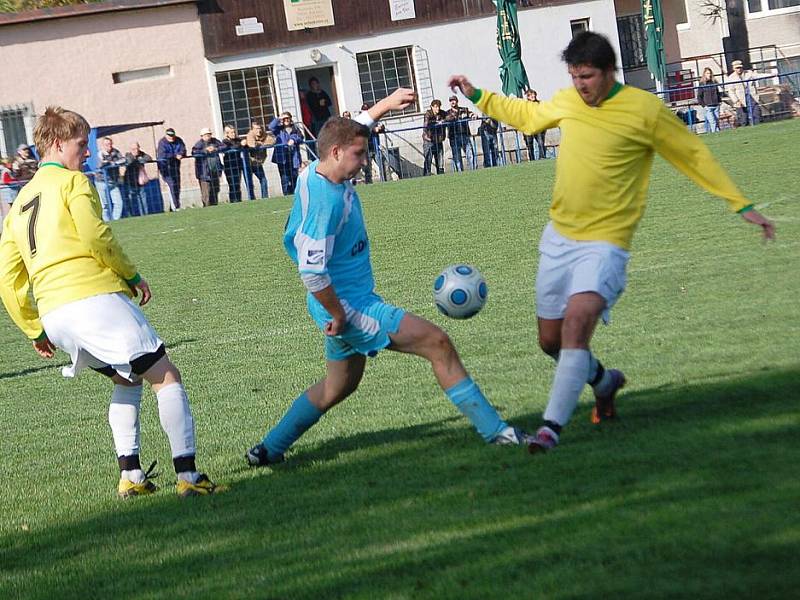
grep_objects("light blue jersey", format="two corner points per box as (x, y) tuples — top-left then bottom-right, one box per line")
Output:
(284, 161), (376, 320)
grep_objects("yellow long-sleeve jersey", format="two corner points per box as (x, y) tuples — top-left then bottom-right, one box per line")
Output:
(0, 163), (139, 340)
(474, 84), (752, 249)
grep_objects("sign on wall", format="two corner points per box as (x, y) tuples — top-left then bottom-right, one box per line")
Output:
(283, 0), (335, 31)
(389, 0), (416, 21)
(236, 17), (264, 36)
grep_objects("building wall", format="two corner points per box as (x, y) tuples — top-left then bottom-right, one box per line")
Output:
(0, 4), (212, 205)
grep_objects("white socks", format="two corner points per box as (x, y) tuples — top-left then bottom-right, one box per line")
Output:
(109, 384), (143, 457)
(543, 349), (591, 426)
(156, 383), (196, 458)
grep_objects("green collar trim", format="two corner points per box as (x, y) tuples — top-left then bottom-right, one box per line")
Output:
(40, 162), (65, 169)
(604, 82), (623, 101)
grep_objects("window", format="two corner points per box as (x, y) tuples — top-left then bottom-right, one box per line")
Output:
(215, 66), (277, 134)
(570, 18), (590, 38)
(356, 46), (419, 116)
(113, 66), (171, 84)
(747, 0), (800, 13)
(1, 106), (29, 158)
(616, 14), (647, 69)
(778, 56), (800, 95)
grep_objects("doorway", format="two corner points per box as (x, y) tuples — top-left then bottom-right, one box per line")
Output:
(295, 65), (339, 135)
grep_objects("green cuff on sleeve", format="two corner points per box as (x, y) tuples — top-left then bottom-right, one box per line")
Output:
(737, 204), (755, 214)
(126, 273), (142, 286)
(467, 88), (483, 104)
(34, 331), (47, 342)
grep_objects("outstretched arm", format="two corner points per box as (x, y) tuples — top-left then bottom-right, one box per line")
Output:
(357, 88), (416, 125)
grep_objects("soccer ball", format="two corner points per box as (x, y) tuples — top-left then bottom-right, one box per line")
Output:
(433, 264), (488, 319)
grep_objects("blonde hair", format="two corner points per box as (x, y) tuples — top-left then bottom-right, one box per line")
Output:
(33, 106), (90, 154)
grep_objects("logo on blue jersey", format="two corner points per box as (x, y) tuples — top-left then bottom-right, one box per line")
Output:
(306, 249), (324, 265)
(350, 239), (367, 257)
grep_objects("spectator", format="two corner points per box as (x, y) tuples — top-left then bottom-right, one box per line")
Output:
(221, 124), (246, 203)
(445, 95), (476, 171)
(306, 77), (333, 136)
(298, 90), (313, 132)
(422, 99), (446, 176)
(360, 102), (386, 184)
(727, 60), (761, 127)
(269, 112), (303, 196)
(697, 67), (722, 133)
(1, 157), (18, 227)
(191, 127), (223, 207)
(342, 111), (352, 119)
(156, 127), (186, 211)
(96, 136), (125, 221)
(523, 90), (548, 159)
(478, 115), (501, 168)
(123, 142), (152, 217)
(245, 120), (276, 199)
(12, 143), (38, 184)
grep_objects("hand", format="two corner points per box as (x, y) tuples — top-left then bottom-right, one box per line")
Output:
(447, 75), (476, 100)
(323, 315), (346, 336)
(33, 336), (56, 359)
(176, 154), (184, 161)
(130, 278), (153, 306)
(288, 139), (295, 146)
(741, 209), (775, 241)
(372, 88), (416, 118)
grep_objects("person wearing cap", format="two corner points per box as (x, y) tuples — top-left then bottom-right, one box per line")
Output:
(12, 143), (38, 184)
(422, 99), (446, 176)
(727, 60), (761, 127)
(191, 128), (223, 207)
(156, 127), (186, 211)
(445, 95), (476, 172)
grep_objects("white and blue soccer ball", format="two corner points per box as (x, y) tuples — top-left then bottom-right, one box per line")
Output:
(433, 264), (488, 319)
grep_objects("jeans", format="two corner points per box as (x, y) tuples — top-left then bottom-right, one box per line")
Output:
(250, 162), (268, 198)
(703, 105), (720, 133)
(126, 184), (148, 216)
(450, 136), (476, 172)
(95, 180), (123, 221)
(524, 133), (547, 160)
(161, 175), (181, 211)
(480, 132), (499, 168)
(422, 140), (444, 175)
(224, 165), (243, 202)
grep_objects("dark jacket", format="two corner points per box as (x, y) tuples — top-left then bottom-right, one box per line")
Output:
(123, 151), (153, 187)
(478, 117), (499, 137)
(697, 82), (722, 107)
(221, 136), (245, 172)
(306, 89), (333, 121)
(97, 148), (125, 184)
(423, 109), (447, 143)
(156, 136), (186, 177)
(191, 138), (223, 181)
(446, 106), (473, 140)
(268, 118), (303, 168)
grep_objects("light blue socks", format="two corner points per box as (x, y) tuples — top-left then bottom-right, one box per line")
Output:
(445, 377), (507, 442)
(263, 393), (323, 460)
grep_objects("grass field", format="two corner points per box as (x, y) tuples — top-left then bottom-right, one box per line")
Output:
(1, 120), (799, 599)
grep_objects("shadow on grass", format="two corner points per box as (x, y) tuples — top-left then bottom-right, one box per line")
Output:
(2, 367), (799, 599)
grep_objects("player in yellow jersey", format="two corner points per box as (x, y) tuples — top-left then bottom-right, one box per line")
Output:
(0, 107), (219, 497)
(448, 32), (774, 452)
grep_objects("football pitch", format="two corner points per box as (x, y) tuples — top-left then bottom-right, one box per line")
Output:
(1, 120), (799, 599)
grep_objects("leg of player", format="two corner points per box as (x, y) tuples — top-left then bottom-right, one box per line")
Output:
(388, 313), (529, 445)
(108, 373), (154, 499)
(140, 354), (219, 496)
(538, 314), (626, 427)
(530, 293), (624, 452)
(246, 354), (366, 467)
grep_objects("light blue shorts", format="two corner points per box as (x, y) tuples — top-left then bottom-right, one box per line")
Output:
(309, 293), (406, 361)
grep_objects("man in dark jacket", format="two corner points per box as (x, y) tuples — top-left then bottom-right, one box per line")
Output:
(221, 124), (246, 202)
(124, 142), (152, 216)
(445, 95), (476, 171)
(191, 128), (223, 207)
(156, 127), (186, 211)
(423, 100), (447, 175)
(306, 77), (333, 137)
(269, 112), (304, 196)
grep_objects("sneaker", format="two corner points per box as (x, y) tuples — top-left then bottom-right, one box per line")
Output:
(527, 426), (559, 454)
(591, 369), (626, 424)
(245, 443), (285, 467)
(176, 474), (219, 497)
(117, 461), (159, 499)
(490, 426), (533, 446)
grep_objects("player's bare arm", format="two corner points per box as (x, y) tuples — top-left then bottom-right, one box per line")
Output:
(366, 88), (416, 121)
(32, 335), (56, 358)
(447, 75), (476, 99)
(312, 285), (347, 336)
(130, 277), (152, 306)
(741, 209), (775, 241)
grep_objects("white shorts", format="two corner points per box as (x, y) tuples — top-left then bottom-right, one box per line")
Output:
(535, 222), (630, 324)
(41, 293), (164, 381)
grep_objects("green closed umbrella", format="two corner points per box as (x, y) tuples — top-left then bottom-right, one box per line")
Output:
(495, 0), (529, 97)
(642, 0), (667, 89)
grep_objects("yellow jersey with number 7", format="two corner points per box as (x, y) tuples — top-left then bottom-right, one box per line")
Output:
(0, 163), (139, 340)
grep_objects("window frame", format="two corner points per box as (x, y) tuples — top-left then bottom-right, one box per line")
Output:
(355, 46), (420, 117)
(214, 65), (278, 135)
(746, 0), (800, 18)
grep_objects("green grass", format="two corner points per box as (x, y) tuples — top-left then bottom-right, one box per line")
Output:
(1, 120), (799, 599)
